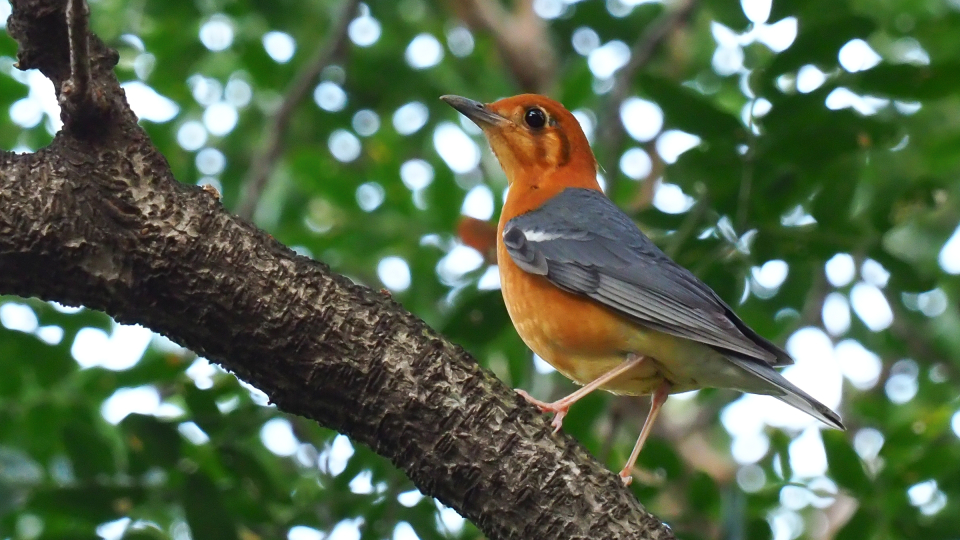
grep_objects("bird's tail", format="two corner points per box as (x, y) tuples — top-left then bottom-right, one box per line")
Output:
(726, 356), (844, 430)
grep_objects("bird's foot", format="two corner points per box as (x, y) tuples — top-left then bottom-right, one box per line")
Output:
(515, 389), (569, 433)
(618, 465), (664, 487)
(549, 410), (568, 433)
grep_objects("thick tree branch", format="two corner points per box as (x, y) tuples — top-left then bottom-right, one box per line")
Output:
(0, 1), (675, 539)
(235, 0), (360, 221)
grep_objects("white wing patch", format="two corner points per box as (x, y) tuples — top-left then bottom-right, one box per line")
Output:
(522, 230), (565, 242)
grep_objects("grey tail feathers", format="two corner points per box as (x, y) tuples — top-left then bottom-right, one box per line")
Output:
(727, 356), (845, 430)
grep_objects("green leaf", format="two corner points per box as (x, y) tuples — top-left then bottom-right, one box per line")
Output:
(836, 508), (875, 540)
(688, 471), (722, 515)
(701, 0), (750, 30)
(853, 63), (960, 100)
(823, 430), (871, 495)
(745, 517), (773, 540)
(121, 529), (168, 540)
(637, 75), (745, 143)
(29, 486), (145, 524)
(184, 384), (222, 432)
(119, 414), (181, 474)
(183, 472), (239, 540)
(62, 415), (117, 480)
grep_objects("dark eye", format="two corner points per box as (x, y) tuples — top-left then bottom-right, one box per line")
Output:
(524, 108), (547, 129)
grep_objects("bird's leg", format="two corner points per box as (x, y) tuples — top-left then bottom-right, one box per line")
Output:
(516, 354), (646, 433)
(619, 379), (672, 486)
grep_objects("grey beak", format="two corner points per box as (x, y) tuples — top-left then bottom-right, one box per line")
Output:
(440, 95), (509, 128)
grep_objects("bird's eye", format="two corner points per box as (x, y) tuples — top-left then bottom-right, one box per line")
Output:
(524, 108), (547, 129)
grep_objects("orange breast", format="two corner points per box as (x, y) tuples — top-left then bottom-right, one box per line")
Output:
(497, 239), (667, 395)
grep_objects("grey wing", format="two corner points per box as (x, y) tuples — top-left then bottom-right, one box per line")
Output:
(503, 188), (791, 367)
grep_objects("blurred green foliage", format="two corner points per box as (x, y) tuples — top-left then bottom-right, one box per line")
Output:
(2, 0), (960, 539)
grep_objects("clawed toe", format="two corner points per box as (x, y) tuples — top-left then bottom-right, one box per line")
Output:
(549, 410), (567, 433)
(515, 389), (569, 432)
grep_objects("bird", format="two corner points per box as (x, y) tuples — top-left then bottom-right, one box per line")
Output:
(440, 93), (844, 486)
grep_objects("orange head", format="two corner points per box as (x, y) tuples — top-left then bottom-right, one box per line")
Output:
(440, 94), (599, 193)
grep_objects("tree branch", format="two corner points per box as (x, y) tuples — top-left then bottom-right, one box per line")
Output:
(9, 0), (129, 135)
(235, 0), (360, 221)
(0, 1), (675, 539)
(62, 0), (91, 101)
(446, 0), (557, 93)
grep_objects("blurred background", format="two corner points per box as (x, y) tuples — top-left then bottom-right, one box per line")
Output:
(2, 0), (960, 538)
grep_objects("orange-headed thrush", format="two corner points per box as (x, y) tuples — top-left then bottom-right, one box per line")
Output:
(441, 93), (843, 485)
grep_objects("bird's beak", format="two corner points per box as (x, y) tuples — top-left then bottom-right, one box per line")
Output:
(440, 95), (510, 129)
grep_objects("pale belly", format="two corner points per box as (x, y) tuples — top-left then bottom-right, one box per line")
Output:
(499, 254), (755, 396)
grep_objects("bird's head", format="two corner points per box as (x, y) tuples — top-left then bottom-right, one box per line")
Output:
(441, 94), (598, 191)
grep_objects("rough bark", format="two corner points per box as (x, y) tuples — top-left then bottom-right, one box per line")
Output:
(0, 1), (676, 539)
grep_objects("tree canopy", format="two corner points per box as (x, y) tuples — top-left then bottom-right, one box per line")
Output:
(2, 0), (960, 539)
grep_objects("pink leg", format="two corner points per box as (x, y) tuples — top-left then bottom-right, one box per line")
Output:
(619, 379), (672, 486)
(516, 354), (645, 433)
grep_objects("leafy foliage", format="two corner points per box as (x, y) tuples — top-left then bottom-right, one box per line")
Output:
(2, 0), (960, 538)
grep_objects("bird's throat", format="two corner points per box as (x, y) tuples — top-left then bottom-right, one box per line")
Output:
(499, 170), (602, 225)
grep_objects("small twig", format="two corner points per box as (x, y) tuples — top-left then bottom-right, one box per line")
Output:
(597, 0), (700, 196)
(59, 0), (107, 126)
(65, 0), (90, 100)
(236, 0), (360, 221)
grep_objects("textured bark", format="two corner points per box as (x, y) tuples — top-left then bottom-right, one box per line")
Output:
(0, 2), (676, 539)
